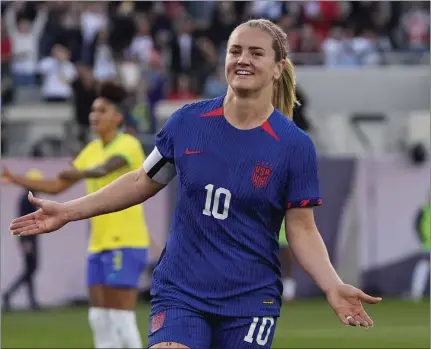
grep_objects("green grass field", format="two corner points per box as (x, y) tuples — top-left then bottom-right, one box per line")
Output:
(2, 298), (429, 348)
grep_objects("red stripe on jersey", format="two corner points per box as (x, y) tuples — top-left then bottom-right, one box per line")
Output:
(300, 199), (310, 207)
(261, 121), (280, 142)
(201, 107), (224, 117)
(286, 198), (323, 209)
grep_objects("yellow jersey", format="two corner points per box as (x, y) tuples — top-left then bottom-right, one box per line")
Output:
(73, 133), (151, 253)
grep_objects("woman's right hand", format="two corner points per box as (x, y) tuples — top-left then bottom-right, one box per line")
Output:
(10, 192), (69, 236)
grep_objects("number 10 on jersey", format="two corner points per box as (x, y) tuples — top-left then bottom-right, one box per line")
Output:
(203, 184), (232, 220)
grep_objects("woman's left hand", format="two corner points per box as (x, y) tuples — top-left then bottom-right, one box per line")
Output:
(326, 283), (382, 328)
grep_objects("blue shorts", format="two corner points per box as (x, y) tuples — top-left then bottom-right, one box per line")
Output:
(87, 248), (148, 288)
(147, 307), (277, 349)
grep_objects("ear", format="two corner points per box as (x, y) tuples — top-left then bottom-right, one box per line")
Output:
(113, 108), (124, 127)
(274, 59), (286, 80)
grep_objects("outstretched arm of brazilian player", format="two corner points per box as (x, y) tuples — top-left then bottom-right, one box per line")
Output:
(58, 155), (128, 181)
(2, 156), (128, 195)
(9, 147), (172, 236)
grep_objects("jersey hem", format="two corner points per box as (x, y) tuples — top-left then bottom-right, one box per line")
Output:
(152, 305), (281, 318)
(150, 295), (281, 318)
(88, 244), (150, 254)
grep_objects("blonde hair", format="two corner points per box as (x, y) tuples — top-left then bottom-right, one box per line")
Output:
(239, 19), (299, 119)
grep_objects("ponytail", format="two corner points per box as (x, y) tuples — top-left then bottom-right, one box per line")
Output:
(272, 58), (300, 119)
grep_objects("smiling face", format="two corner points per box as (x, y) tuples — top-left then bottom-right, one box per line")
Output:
(225, 25), (284, 96)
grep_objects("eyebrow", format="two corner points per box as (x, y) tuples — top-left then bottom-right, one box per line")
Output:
(230, 44), (266, 51)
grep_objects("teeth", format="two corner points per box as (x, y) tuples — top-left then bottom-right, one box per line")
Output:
(236, 71), (252, 75)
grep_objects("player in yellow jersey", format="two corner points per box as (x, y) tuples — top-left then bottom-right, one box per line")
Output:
(2, 82), (149, 348)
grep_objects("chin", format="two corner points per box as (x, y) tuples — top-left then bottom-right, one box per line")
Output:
(231, 78), (252, 89)
(230, 81), (259, 96)
(90, 125), (102, 134)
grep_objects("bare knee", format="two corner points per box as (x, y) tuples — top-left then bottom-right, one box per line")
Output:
(150, 342), (190, 348)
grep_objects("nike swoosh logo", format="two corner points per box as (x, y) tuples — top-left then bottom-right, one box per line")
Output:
(185, 148), (202, 155)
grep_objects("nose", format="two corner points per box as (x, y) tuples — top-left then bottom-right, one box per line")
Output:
(237, 52), (250, 66)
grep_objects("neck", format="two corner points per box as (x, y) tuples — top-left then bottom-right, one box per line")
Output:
(100, 129), (118, 146)
(223, 86), (274, 129)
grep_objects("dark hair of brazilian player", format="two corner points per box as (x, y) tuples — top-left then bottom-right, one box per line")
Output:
(97, 81), (129, 129)
(98, 81), (128, 107)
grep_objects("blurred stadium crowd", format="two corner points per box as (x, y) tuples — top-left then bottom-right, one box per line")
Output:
(1, 1), (430, 147)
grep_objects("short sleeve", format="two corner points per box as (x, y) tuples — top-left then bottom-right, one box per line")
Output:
(143, 107), (183, 184)
(72, 143), (92, 170)
(154, 107), (183, 161)
(111, 138), (144, 170)
(285, 134), (322, 209)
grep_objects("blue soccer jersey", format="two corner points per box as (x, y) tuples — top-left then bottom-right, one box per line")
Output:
(143, 96), (322, 317)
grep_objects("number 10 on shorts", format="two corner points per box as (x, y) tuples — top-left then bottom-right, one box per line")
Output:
(244, 317), (275, 346)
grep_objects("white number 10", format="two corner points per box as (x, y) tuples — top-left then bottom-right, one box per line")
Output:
(244, 317), (275, 346)
(203, 184), (231, 220)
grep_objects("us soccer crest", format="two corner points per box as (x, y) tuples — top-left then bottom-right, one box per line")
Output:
(151, 312), (166, 333)
(252, 163), (272, 188)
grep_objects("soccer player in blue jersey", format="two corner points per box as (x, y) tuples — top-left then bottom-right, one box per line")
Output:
(10, 19), (382, 348)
